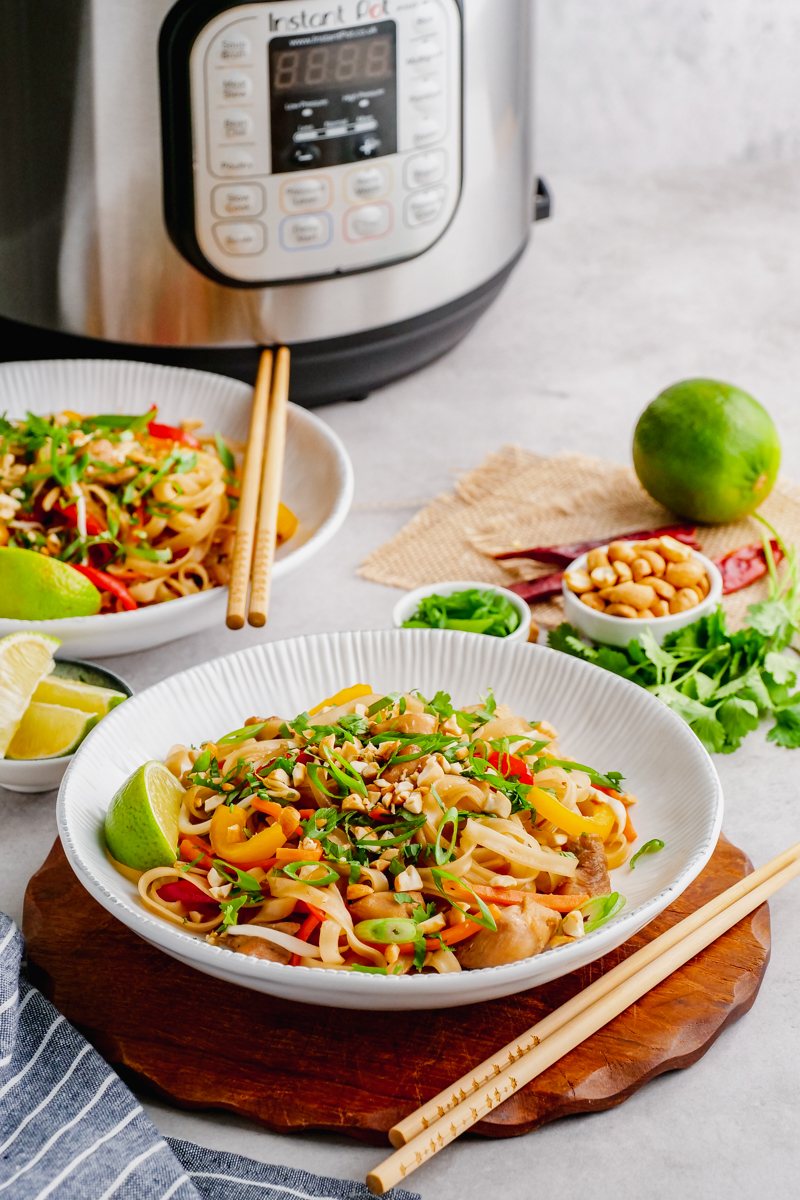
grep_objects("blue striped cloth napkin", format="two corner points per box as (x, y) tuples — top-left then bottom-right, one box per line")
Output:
(0, 914), (419, 1200)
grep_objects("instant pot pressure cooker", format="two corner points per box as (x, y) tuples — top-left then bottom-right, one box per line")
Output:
(0, 0), (546, 404)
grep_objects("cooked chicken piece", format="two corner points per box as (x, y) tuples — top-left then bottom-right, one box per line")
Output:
(227, 921), (301, 964)
(227, 937), (291, 964)
(556, 833), (611, 897)
(455, 898), (559, 969)
(348, 891), (424, 922)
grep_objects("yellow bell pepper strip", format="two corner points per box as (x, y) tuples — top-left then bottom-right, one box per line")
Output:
(209, 803), (286, 868)
(277, 502), (299, 545)
(308, 684), (373, 716)
(530, 785), (616, 841)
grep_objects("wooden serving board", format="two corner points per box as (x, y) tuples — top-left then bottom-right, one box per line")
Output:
(22, 835), (770, 1144)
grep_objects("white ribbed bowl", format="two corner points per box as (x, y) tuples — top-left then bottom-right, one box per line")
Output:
(0, 360), (353, 657)
(58, 630), (723, 1010)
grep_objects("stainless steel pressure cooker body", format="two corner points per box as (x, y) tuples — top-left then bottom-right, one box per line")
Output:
(0, 0), (541, 404)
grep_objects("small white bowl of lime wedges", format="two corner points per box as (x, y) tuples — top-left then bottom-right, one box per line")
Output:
(0, 632), (131, 793)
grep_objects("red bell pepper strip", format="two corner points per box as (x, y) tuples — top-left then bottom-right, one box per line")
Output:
(290, 909), (323, 965)
(57, 503), (105, 537)
(508, 573), (564, 601)
(487, 750), (533, 785)
(494, 524), (700, 567)
(712, 541), (783, 595)
(157, 879), (219, 909)
(71, 563), (138, 610)
(148, 420), (201, 449)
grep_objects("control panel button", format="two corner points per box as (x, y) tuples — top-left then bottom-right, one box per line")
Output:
(412, 117), (442, 146)
(213, 221), (265, 255)
(220, 71), (252, 102)
(413, 2), (443, 34)
(404, 186), (446, 227)
(406, 38), (443, 71)
(280, 212), (333, 250)
(212, 183), (264, 218)
(215, 32), (251, 62)
(288, 143), (322, 167)
(214, 147), (256, 175)
(219, 109), (253, 140)
(409, 77), (442, 108)
(344, 203), (392, 241)
(405, 150), (446, 189)
(346, 165), (391, 203)
(356, 136), (383, 159)
(280, 176), (331, 213)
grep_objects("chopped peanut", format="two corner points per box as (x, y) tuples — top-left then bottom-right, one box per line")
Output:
(347, 883), (373, 900)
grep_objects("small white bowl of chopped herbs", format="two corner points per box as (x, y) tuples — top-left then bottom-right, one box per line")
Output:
(393, 581), (532, 642)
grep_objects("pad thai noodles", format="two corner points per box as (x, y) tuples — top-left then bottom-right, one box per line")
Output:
(0, 408), (297, 611)
(119, 686), (641, 975)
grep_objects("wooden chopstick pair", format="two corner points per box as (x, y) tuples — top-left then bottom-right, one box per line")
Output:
(366, 840), (800, 1194)
(226, 347), (290, 630)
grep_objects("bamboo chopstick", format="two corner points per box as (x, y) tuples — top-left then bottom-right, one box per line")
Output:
(367, 845), (800, 1195)
(226, 349), (273, 630)
(388, 837), (800, 1149)
(248, 345), (290, 628)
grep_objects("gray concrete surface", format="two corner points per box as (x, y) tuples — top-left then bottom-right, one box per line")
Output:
(2, 165), (799, 1198)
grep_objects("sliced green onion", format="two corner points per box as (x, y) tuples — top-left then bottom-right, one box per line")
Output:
(629, 839), (665, 869)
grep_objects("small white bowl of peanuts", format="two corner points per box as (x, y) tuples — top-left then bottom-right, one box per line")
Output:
(562, 535), (723, 647)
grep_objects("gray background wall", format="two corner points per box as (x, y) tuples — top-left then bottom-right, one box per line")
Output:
(536, 0), (800, 172)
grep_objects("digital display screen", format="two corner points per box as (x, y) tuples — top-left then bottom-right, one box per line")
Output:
(269, 22), (397, 174)
(271, 36), (395, 90)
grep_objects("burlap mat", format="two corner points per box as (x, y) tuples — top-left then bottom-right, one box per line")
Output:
(359, 447), (800, 630)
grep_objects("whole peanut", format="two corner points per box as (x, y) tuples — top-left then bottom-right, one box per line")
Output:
(606, 603), (639, 618)
(650, 577), (676, 600)
(606, 581), (657, 609)
(665, 559), (705, 589)
(586, 548), (611, 572)
(658, 535), (693, 563)
(651, 599), (670, 617)
(669, 588), (701, 614)
(565, 570), (593, 593)
(580, 592), (606, 611)
(696, 574), (710, 598)
(591, 565), (617, 587)
(612, 560), (633, 583)
(638, 549), (666, 576)
(607, 541), (637, 564)
(632, 557), (653, 581)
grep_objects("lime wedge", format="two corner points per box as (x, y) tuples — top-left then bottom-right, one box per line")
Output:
(33, 676), (127, 718)
(0, 631), (61, 756)
(5, 702), (97, 759)
(104, 761), (186, 871)
(0, 547), (102, 619)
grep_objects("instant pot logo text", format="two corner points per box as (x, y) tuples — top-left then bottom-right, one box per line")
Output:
(269, 1), (389, 31)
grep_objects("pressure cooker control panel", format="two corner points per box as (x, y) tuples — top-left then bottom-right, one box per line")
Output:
(170, 0), (462, 287)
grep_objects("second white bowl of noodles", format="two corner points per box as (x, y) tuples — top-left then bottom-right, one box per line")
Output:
(58, 629), (723, 1010)
(0, 359), (353, 658)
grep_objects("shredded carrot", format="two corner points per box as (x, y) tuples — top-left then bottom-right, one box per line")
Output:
(369, 806), (391, 820)
(179, 837), (214, 870)
(275, 846), (323, 863)
(623, 811), (637, 842)
(298, 809), (315, 820)
(435, 920), (482, 947)
(449, 881), (591, 913)
(297, 900), (327, 921)
(250, 797), (284, 819)
(290, 911), (321, 965)
(225, 484), (241, 498)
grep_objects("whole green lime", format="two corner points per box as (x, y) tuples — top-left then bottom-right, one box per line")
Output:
(0, 547), (101, 619)
(633, 379), (781, 524)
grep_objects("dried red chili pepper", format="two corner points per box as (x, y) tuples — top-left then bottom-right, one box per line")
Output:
(712, 541), (783, 595)
(494, 524), (700, 568)
(508, 572), (564, 601)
